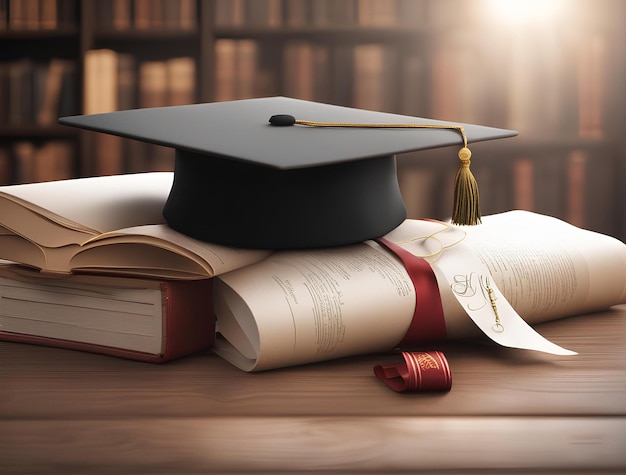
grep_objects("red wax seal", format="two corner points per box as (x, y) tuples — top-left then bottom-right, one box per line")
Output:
(374, 351), (452, 393)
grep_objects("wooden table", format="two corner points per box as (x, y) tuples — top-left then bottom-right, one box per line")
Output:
(1, 305), (625, 474)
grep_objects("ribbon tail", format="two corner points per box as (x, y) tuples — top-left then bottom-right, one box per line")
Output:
(374, 351), (452, 393)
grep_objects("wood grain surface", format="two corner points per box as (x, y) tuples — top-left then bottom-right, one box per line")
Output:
(1, 305), (625, 474)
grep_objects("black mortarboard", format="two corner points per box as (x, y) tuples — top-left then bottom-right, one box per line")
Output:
(58, 96), (516, 249)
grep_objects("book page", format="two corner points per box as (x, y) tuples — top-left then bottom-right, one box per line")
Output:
(465, 211), (626, 321)
(0, 198), (94, 247)
(0, 173), (172, 240)
(0, 236), (48, 271)
(70, 224), (273, 279)
(214, 242), (416, 371)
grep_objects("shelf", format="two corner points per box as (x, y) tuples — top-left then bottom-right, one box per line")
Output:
(0, 30), (80, 60)
(0, 125), (79, 140)
(397, 136), (620, 172)
(0, 27), (79, 40)
(93, 27), (199, 40)
(90, 28), (200, 58)
(214, 25), (425, 43)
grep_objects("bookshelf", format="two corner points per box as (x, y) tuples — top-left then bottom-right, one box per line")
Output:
(0, 0), (79, 184)
(1, 0), (625, 241)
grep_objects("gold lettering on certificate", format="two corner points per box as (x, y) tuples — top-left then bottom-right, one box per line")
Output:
(451, 272), (504, 333)
(484, 277), (504, 333)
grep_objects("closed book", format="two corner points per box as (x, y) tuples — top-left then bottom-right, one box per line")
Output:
(0, 263), (215, 362)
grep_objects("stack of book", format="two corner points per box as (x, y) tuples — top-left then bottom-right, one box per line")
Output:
(1, 173), (626, 371)
(0, 172), (270, 362)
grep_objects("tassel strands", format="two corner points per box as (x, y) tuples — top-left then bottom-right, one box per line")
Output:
(452, 142), (482, 226)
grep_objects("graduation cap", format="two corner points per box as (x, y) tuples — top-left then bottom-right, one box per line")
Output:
(58, 96), (517, 249)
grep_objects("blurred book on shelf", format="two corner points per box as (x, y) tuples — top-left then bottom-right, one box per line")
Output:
(0, 58), (77, 127)
(1, 0), (77, 30)
(215, 0), (427, 28)
(95, 0), (196, 31)
(83, 49), (196, 175)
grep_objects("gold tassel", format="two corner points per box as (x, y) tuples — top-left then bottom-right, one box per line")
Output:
(268, 115), (483, 225)
(451, 145), (481, 225)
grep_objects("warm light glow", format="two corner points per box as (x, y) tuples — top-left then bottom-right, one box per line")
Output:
(487, 0), (563, 24)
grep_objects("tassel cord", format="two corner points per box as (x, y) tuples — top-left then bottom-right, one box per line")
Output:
(284, 117), (482, 226)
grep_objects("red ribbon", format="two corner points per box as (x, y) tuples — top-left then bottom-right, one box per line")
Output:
(375, 238), (447, 345)
(373, 351), (452, 392)
(373, 238), (451, 393)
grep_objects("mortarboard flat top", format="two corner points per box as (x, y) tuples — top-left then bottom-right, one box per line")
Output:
(59, 96), (517, 249)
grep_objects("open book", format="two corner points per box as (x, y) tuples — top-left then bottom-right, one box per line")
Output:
(0, 173), (271, 278)
(213, 211), (626, 371)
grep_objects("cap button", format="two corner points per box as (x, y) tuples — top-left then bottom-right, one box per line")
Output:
(269, 114), (296, 126)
